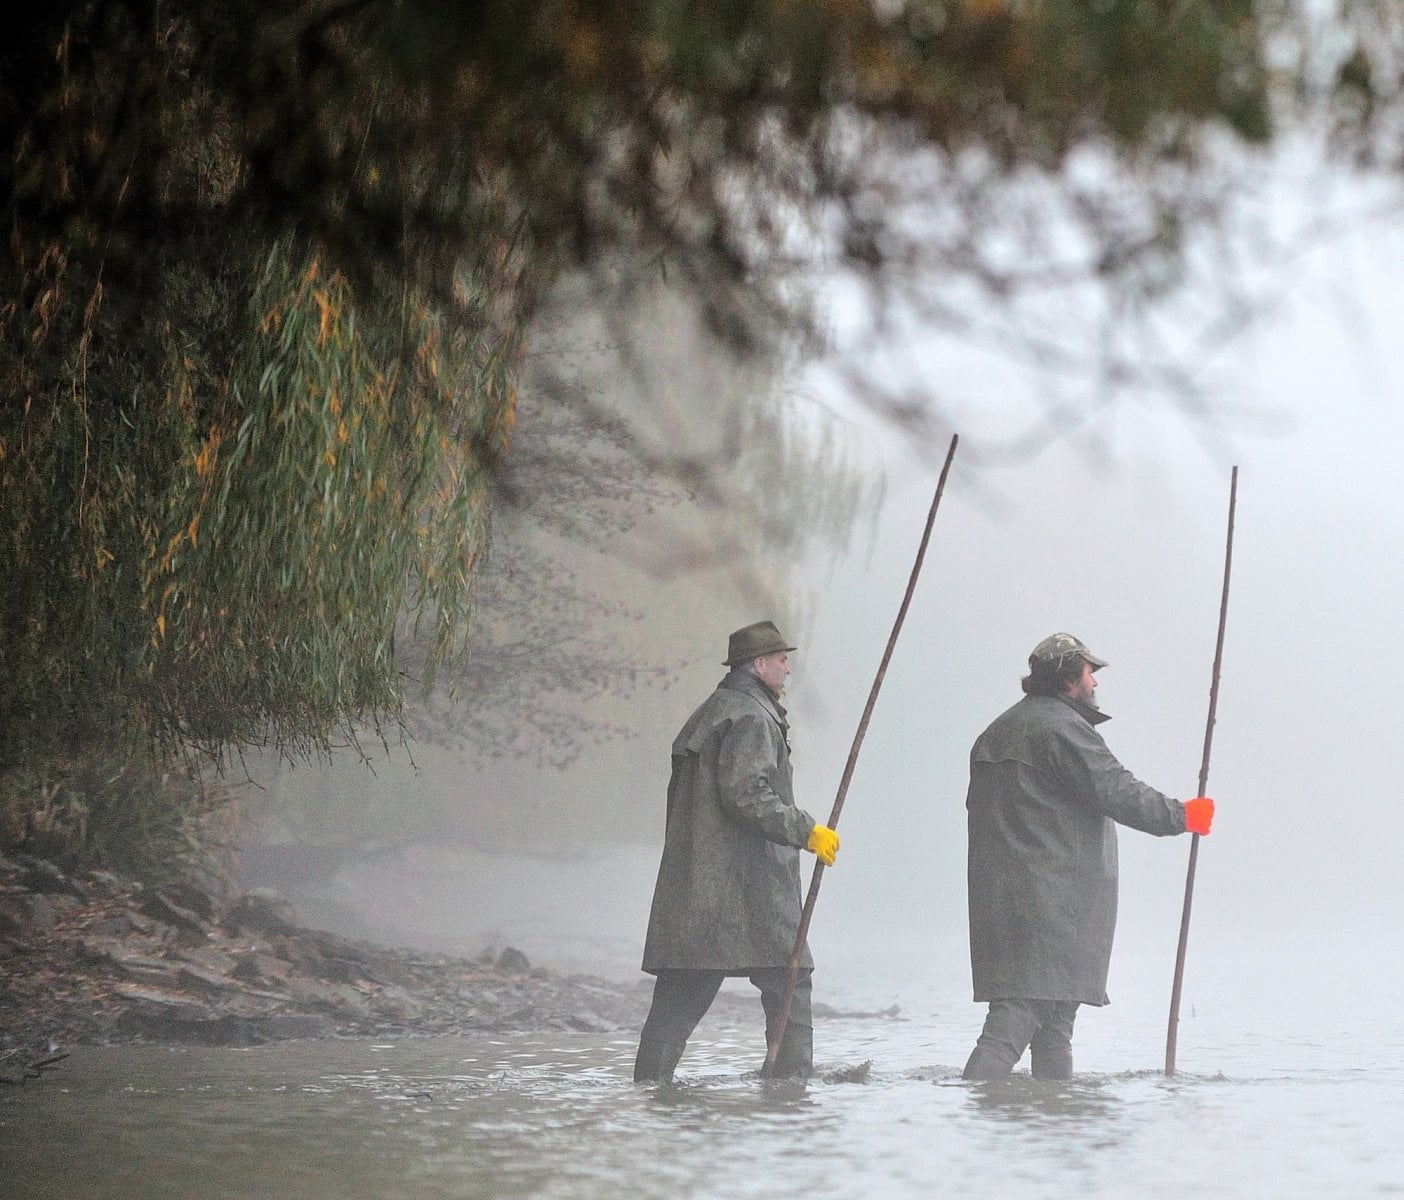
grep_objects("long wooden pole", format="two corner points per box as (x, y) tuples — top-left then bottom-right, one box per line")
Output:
(764, 433), (959, 1074)
(1165, 465), (1239, 1077)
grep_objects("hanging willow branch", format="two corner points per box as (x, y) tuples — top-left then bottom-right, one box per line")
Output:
(1, 236), (525, 767)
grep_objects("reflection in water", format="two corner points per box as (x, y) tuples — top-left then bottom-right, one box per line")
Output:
(645, 1073), (818, 1114)
(959, 1075), (1125, 1125)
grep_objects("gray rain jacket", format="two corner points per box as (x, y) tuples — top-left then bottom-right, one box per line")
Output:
(641, 669), (818, 974)
(966, 694), (1188, 1006)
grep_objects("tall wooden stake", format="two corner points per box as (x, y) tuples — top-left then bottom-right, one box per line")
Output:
(1165, 465), (1239, 1077)
(764, 434), (959, 1074)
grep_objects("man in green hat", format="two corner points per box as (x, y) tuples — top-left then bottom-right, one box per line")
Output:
(634, 620), (840, 1082)
(962, 633), (1217, 1080)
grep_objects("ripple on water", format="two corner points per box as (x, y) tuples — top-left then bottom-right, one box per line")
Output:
(4, 1024), (1404, 1200)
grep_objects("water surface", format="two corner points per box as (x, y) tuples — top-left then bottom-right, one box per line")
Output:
(6, 942), (1401, 1200)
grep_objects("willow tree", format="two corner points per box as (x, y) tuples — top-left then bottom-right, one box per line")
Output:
(2, 2), (1397, 860)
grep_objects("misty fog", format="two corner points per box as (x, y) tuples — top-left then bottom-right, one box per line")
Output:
(236, 183), (1404, 1029)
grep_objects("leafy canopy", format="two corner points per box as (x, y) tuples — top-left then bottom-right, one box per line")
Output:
(2, 0), (1393, 773)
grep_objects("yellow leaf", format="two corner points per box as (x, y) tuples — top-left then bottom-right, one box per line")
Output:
(193, 431), (221, 477)
(316, 291), (333, 346)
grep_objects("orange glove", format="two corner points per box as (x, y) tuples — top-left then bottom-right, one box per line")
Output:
(1183, 797), (1215, 836)
(807, 824), (840, 866)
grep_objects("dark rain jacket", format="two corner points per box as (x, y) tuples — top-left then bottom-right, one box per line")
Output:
(966, 693), (1188, 1006)
(641, 669), (818, 974)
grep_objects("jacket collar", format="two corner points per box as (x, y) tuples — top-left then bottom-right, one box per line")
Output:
(720, 668), (789, 731)
(1057, 693), (1111, 726)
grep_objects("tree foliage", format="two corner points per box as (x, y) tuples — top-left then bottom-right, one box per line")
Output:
(3, 0), (1399, 787)
(0, 1), (1282, 308)
(2, 229), (520, 769)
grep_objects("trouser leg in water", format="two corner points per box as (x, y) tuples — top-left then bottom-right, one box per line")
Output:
(753, 966), (813, 1079)
(1028, 1001), (1078, 1080)
(962, 998), (1080, 1080)
(634, 967), (814, 1081)
(634, 969), (725, 1082)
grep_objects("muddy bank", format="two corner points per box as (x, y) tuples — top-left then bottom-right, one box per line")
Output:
(0, 850), (662, 1066)
(1, 851), (892, 1077)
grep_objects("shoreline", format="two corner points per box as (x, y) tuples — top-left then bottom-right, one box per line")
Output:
(0, 850), (675, 1068)
(3, 851), (892, 1076)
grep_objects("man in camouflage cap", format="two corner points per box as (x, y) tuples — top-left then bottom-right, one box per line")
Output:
(634, 620), (841, 1082)
(961, 633), (1216, 1080)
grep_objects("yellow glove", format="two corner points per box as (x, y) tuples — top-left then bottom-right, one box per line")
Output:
(806, 824), (839, 867)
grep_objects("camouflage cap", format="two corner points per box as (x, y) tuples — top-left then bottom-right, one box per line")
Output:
(1029, 632), (1108, 672)
(724, 620), (797, 665)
